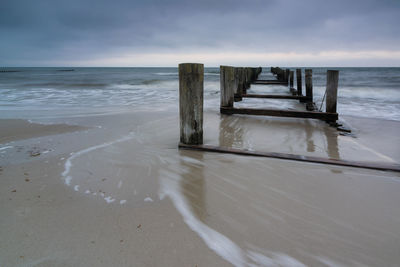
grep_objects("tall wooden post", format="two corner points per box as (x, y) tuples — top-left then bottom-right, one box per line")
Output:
(239, 68), (246, 96)
(326, 70), (339, 115)
(296, 68), (302, 96)
(234, 67), (243, 102)
(305, 69), (313, 103)
(245, 68), (252, 90)
(289, 71), (294, 88)
(279, 68), (283, 81)
(179, 63), (204, 145)
(285, 69), (290, 84)
(220, 66), (235, 108)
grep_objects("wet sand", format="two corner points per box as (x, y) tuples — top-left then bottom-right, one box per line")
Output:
(0, 119), (85, 144)
(1, 110), (400, 266)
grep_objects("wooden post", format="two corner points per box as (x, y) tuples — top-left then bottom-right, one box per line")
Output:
(285, 69), (288, 83)
(277, 68), (283, 81)
(179, 63), (204, 145)
(296, 69), (302, 96)
(326, 70), (339, 115)
(245, 68), (252, 89)
(289, 71), (294, 88)
(240, 67), (246, 94)
(220, 66), (235, 108)
(234, 67), (243, 102)
(305, 69), (313, 103)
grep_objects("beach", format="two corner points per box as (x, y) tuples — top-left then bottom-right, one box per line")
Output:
(1, 68), (400, 266)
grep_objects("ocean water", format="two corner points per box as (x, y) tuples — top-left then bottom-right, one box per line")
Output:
(0, 67), (399, 121)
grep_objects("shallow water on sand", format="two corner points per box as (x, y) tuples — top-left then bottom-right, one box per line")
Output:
(52, 111), (400, 266)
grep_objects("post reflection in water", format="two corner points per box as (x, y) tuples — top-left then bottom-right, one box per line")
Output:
(178, 151), (207, 222)
(323, 125), (340, 160)
(304, 120), (316, 153)
(218, 115), (244, 148)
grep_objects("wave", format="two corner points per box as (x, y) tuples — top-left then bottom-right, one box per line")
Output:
(22, 82), (108, 88)
(155, 72), (178, 76)
(142, 79), (162, 85)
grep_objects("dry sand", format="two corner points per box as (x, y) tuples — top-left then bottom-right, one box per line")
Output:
(1, 110), (400, 266)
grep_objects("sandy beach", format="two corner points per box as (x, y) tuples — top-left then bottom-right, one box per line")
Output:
(1, 108), (399, 266)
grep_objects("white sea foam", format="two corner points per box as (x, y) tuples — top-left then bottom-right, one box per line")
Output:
(61, 132), (136, 206)
(144, 197), (153, 202)
(104, 196), (115, 203)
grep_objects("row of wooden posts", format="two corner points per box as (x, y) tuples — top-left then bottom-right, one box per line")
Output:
(220, 66), (262, 107)
(179, 63), (340, 145)
(220, 66), (339, 122)
(178, 63), (400, 172)
(270, 66), (338, 115)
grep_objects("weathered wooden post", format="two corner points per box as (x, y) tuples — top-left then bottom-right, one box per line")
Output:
(234, 67), (243, 102)
(289, 71), (294, 88)
(285, 69), (290, 84)
(220, 65), (235, 108)
(326, 70), (339, 116)
(305, 69), (313, 103)
(179, 63), (204, 145)
(277, 68), (283, 81)
(296, 69), (302, 96)
(240, 67), (246, 94)
(245, 68), (252, 90)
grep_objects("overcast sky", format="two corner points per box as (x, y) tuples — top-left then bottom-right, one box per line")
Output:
(1, 0), (399, 67)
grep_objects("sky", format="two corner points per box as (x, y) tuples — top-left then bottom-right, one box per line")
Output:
(1, 0), (400, 67)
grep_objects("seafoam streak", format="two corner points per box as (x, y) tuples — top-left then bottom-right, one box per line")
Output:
(158, 164), (309, 267)
(61, 132), (136, 204)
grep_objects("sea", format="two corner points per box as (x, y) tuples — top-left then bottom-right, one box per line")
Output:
(1, 67), (399, 121)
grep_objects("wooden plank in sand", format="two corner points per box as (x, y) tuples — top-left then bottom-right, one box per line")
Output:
(179, 63), (204, 145)
(220, 107), (338, 121)
(179, 144), (400, 173)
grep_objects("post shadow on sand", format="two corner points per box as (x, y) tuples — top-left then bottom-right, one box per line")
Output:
(178, 150), (207, 222)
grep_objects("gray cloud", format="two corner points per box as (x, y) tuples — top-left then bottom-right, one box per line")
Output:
(1, 0), (399, 66)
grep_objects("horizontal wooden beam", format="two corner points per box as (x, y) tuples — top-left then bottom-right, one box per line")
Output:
(253, 80), (288, 85)
(179, 144), (400, 173)
(242, 94), (308, 100)
(220, 107), (338, 121)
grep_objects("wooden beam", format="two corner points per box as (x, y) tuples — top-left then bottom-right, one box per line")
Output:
(178, 144), (400, 173)
(242, 94), (308, 100)
(220, 107), (338, 121)
(252, 80), (288, 85)
(255, 79), (282, 82)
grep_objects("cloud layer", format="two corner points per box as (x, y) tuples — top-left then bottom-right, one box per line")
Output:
(1, 0), (399, 66)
